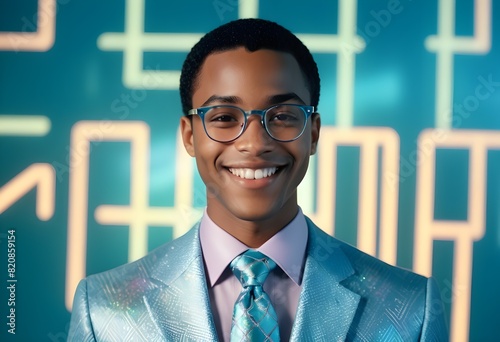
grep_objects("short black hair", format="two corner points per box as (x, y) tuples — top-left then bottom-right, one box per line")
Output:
(179, 18), (320, 115)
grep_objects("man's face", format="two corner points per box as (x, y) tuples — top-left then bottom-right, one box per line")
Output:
(180, 47), (320, 233)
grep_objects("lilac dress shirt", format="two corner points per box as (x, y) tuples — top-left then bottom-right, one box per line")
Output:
(199, 208), (308, 342)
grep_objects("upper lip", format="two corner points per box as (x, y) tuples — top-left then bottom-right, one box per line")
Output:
(223, 161), (286, 169)
(224, 166), (283, 171)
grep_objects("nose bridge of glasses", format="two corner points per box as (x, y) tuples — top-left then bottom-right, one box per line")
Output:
(245, 109), (267, 120)
(241, 109), (267, 130)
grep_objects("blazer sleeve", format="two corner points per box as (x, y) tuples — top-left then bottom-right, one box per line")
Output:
(67, 279), (97, 342)
(420, 277), (449, 341)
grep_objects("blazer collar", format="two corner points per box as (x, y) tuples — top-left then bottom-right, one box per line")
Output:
(145, 223), (219, 341)
(290, 218), (361, 341)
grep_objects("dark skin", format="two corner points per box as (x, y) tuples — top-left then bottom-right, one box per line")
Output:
(180, 47), (320, 247)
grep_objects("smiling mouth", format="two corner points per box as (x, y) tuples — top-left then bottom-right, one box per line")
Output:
(228, 167), (279, 180)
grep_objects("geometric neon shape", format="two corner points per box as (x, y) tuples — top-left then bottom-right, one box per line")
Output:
(302, 126), (400, 265)
(414, 128), (500, 342)
(425, 0), (491, 129)
(0, 0), (56, 51)
(0, 115), (51, 136)
(0, 163), (55, 220)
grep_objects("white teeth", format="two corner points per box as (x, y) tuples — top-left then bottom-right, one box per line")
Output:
(244, 169), (254, 179)
(229, 167), (278, 180)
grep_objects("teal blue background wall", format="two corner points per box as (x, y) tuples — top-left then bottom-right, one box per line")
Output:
(0, 0), (499, 340)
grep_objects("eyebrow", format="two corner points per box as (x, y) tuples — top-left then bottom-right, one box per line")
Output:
(201, 95), (241, 107)
(201, 92), (307, 107)
(268, 93), (306, 105)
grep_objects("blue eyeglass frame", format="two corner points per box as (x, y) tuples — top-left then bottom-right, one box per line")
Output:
(187, 103), (316, 143)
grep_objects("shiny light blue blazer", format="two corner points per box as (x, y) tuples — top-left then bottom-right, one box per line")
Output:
(68, 218), (449, 341)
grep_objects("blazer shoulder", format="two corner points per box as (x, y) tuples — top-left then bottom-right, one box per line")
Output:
(84, 224), (200, 301)
(307, 217), (426, 289)
(342, 238), (426, 286)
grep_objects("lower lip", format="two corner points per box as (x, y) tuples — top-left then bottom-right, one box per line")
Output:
(225, 169), (281, 189)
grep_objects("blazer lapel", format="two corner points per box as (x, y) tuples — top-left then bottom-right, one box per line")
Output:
(143, 224), (218, 341)
(290, 219), (361, 341)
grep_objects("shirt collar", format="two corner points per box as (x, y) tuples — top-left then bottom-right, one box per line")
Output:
(199, 208), (308, 287)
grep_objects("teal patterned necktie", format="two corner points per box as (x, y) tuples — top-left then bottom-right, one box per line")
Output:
(230, 250), (280, 342)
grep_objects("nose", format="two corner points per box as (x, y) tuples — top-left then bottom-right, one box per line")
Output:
(233, 115), (274, 155)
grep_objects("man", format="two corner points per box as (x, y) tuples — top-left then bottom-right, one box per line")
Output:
(68, 19), (448, 341)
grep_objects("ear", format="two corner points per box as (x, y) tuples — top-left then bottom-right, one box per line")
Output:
(309, 113), (321, 155)
(180, 116), (195, 157)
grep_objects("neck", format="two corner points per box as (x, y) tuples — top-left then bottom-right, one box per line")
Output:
(206, 201), (299, 248)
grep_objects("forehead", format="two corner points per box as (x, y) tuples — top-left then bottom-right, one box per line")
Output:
(192, 47), (311, 107)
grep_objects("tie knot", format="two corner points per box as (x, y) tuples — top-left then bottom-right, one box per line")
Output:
(231, 250), (276, 287)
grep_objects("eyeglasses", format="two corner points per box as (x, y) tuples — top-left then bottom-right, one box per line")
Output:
(187, 104), (315, 143)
